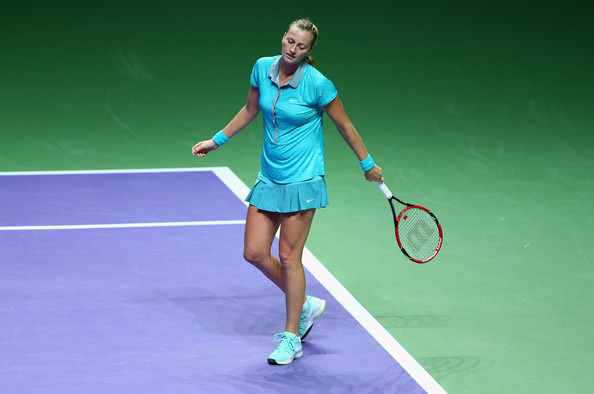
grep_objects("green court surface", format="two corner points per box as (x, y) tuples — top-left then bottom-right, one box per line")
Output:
(2, 1), (592, 392)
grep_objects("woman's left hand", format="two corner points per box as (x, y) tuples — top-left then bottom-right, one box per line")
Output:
(365, 165), (383, 183)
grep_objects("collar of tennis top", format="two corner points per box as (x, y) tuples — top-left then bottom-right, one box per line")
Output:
(268, 56), (306, 88)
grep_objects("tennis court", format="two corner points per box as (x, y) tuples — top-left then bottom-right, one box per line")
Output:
(0, 168), (439, 392)
(1, 1), (592, 392)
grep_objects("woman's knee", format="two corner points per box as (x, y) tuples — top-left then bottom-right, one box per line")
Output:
(278, 249), (302, 271)
(243, 247), (266, 266)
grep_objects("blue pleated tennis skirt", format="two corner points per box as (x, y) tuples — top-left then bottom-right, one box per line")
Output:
(245, 174), (329, 213)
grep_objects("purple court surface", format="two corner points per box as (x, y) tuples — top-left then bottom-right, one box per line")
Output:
(0, 168), (444, 393)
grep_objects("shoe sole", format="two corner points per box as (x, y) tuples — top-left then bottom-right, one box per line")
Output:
(300, 300), (326, 341)
(267, 350), (303, 365)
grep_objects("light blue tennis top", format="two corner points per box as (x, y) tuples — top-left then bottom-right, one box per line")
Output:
(250, 55), (338, 184)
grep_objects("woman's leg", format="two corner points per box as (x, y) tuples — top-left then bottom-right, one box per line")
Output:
(243, 205), (315, 336)
(278, 209), (316, 336)
(243, 204), (284, 290)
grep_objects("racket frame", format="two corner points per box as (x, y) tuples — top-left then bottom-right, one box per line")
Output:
(374, 182), (443, 263)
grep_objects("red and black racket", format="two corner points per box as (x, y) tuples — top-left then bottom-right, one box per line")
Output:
(374, 181), (443, 263)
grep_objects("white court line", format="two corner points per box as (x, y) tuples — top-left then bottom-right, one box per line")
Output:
(0, 220), (246, 231)
(1, 167), (446, 394)
(0, 167), (223, 176)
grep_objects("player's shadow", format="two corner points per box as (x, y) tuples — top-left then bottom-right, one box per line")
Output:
(152, 286), (285, 336)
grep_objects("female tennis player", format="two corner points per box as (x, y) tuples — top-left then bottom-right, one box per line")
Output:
(192, 18), (383, 365)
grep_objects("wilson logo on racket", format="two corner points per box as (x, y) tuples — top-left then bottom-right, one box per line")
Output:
(403, 215), (437, 253)
(374, 182), (443, 264)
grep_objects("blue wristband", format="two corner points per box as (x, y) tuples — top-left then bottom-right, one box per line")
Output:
(359, 154), (375, 172)
(212, 130), (230, 146)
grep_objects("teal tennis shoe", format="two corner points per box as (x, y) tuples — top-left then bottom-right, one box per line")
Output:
(267, 332), (303, 365)
(299, 296), (326, 340)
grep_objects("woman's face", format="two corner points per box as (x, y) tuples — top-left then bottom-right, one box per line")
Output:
(281, 26), (314, 66)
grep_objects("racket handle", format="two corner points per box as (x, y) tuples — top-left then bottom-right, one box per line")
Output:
(373, 181), (393, 199)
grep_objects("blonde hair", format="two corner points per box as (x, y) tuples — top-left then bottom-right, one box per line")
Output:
(288, 18), (318, 67)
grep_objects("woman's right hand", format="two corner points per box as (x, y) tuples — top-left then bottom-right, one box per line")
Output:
(192, 139), (219, 157)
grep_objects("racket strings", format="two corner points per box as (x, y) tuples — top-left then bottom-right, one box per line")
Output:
(397, 207), (441, 261)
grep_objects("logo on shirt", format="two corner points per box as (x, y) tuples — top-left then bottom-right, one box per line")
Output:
(289, 99), (299, 102)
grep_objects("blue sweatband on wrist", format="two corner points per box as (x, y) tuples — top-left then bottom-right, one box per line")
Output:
(359, 154), (375, 171)
(212, 130), (230, 146)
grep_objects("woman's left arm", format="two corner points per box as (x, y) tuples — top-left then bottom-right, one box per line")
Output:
(323, 95), (384, 182)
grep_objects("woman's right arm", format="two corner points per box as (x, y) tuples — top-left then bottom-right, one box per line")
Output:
(192, 86), (260, 157)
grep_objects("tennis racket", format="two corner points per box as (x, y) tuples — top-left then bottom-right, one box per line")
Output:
(374, 181), (443, 263)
